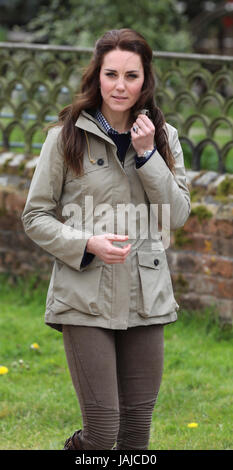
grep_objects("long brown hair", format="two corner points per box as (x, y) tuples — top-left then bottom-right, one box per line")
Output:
(51, 28), (175, 175)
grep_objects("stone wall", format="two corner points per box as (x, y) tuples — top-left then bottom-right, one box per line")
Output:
(167, 170), (233, 324)
(0, 150), (233, 324)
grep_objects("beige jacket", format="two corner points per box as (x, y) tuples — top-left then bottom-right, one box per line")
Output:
(21, 110), (191, 331)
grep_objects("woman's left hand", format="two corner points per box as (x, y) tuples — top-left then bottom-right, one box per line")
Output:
(131, 113), (155, 156)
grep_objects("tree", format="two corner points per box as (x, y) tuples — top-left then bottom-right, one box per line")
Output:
(24, 0), (192, 52)
(0, 0), (48, 27)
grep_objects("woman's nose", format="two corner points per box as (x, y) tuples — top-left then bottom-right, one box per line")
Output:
(115, 78), (125, 90)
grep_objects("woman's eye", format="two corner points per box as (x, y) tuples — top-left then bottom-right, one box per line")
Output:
(105, 73), (138, 79)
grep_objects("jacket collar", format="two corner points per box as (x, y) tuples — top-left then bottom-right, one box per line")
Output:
(75, 110), (116, 146)
(75, 109), (135, 175)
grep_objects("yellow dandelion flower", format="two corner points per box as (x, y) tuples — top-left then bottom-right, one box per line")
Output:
(204, 240), (212, 252)
(203, 266), (211, 275)
(0, 366), (9, 375)
(30, 342), (40, 350)
(187, 422), (198, 428)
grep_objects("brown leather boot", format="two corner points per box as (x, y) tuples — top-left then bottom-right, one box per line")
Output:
(63, 429), (84, 450)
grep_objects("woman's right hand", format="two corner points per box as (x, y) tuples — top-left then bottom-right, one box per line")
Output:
(86, 233), (131, 264)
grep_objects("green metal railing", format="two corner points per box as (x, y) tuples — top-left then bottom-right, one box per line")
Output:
(0, 41), (233, 172)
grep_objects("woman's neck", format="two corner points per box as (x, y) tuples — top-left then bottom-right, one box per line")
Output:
(100, 105), (132, 133)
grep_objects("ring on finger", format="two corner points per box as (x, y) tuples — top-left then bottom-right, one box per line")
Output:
(133, 125), (139, 134)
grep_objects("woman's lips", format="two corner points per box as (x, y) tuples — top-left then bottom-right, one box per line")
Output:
(112, 96), (128, 100)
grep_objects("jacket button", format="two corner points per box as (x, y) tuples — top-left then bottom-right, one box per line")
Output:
(154, 259), (159, 266)
(97, 158), (104, 166)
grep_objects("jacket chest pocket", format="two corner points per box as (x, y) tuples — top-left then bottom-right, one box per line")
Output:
(83, 154), (109, 174)
(82, 135), (109, 173)
(61, 146), (111, 209)
(137, 250), (177, 318)
(81, 144), (113, 204)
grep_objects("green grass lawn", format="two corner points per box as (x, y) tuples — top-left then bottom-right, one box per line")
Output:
(0, 273), (232, 450)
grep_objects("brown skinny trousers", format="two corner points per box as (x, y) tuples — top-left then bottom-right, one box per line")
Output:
(62, 323), (164, 450)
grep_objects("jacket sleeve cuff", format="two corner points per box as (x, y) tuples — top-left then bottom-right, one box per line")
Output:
(134, 146), (157, 169)
(80, 246), (95, 268)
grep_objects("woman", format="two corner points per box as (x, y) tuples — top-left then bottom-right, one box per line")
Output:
(21, 28), (191, 450)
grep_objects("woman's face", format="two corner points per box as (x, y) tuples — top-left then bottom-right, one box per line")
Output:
(99, 49), (144, 116)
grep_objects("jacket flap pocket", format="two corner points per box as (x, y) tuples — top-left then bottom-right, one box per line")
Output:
(137, 250), (164, 269)
(83, 137), (109, 174)
(83, 156), (109, 174)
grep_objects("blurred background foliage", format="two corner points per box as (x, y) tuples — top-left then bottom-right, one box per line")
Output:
(1, 0), (191, 51)
(1, 0), (232, 54)
(23, 0), (191, 51)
